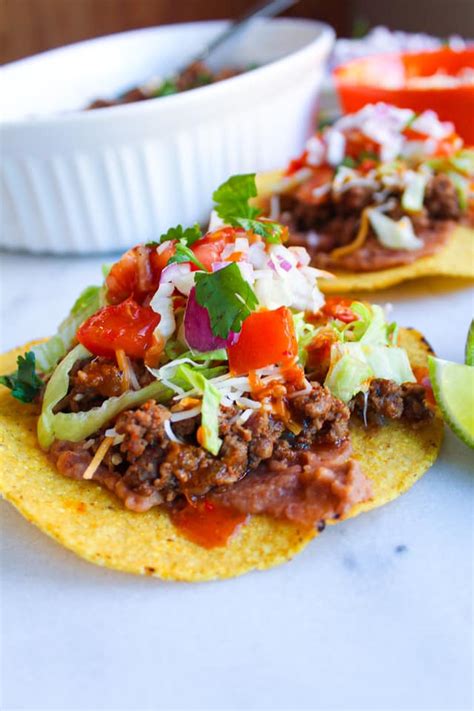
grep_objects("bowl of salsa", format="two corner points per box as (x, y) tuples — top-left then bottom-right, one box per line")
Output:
(334, 47), (474, 143)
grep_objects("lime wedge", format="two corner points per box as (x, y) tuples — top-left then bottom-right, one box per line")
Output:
(465, 319), (474, 366)
(428, 356), (474, 449)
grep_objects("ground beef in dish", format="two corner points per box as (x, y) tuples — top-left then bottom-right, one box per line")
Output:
(86, 61), (243, 110)
(279, 173), (463, 272)
(350, 379), (433, 425)
(49, 381), (366, 526)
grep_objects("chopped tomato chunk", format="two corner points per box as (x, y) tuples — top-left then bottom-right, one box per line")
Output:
(77, 298), (160, 359)
(106, 245), (168, 305)
(228, 307), (298, 375)
(344, 129), (379, 161)
(295, 166), (334, 205)
(191, 227), (241, 271)
(412, 366), (435, 407)
(286, 151), (308, 175)
(321, 297), (358, 324)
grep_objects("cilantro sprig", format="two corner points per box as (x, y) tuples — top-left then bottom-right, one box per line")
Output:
(148, 223), (205, 269)
(213, 174), (284, 244)
(195, 263), (258, 339)
(168, 242), (205, 271)
(0, 352), (43, 403)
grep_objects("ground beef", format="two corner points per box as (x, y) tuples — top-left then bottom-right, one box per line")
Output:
(56, 357), (154, 413)
(425, 174), (461, 220)
(291, 382), (350, 444)
(350, 379), (433, 425)
(50, 382), (355, 520)
(279, 171), (463, 272)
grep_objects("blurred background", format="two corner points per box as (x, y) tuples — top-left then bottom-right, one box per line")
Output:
(2, 0), (474, 64)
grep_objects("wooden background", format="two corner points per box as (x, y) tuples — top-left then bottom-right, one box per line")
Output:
(1, 0), (473, 65)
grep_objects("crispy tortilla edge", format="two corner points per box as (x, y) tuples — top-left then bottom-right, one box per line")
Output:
(0, 330), (442, 581)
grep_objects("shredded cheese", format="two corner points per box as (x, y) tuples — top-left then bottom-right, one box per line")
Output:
(116, 349), (140, 392)
(330, 208), (371, 259)
(82, 437), (114, 480)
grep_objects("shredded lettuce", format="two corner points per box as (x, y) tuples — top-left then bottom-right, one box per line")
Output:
(38, 344), (172, 450)
(293, 312), (318, 366)
(32, 285), (103, 374)
(401, 173), (427, 213)
(325, 342), (415, 403)
(447, 171), (469, 212)
(368, 210), (424, 251)
(178, 364), (222, 455)
(38, 344), (90, 449)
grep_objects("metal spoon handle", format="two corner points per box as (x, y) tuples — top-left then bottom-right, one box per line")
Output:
(191, 0), (301, 65)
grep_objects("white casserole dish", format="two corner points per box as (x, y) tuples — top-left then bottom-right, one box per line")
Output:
(0, 19), (334, 254)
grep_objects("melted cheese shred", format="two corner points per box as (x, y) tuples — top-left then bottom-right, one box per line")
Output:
(330, 208), (371, 259)
(116, 349), (140, 392)
(82, 437), (114, 480)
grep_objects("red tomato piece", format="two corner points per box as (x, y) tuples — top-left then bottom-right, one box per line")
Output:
(191, 227), (241, 271)
(295, 166), (334, 205)
(344, 129), (380, 161)
(321, 297), (358, 324)
(106, 245), (170, 305)
(412, 366), (436, 407)
(285, 151), (309, 176)
(77, 298), (160, 359)
(228, 307), (298, 375)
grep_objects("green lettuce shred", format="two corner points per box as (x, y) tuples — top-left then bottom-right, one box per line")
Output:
(32, 285), (103, 374)
(177, 364), (222, 456)
(38, 344), (172, 450)
(325, 342), (415, 403)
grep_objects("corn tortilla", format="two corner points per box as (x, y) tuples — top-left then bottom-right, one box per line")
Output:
(256, 170), (474, 293)
(0, 330), (442, 581)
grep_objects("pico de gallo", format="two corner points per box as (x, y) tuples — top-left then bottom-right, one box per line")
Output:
(1, 175), (434, 548)
(272, 103), (474, 272)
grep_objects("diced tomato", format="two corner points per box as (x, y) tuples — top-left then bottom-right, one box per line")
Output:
(106, 245), (169, 305)
(412, 366), (436, 407)
(295, 166), (334, 205)
(306, 329), (337, 380)
(150, 243), (176, 274)
(358, 158), (378, 173)
(403, 127), (462, 158)
(286, 151), (308, 176)
(344, 129), (380, 161)
(321, 297), (358, 324)
(191, 227), (241, 271)
(228, 307), (298, 375)
(77, 298), (160, 359)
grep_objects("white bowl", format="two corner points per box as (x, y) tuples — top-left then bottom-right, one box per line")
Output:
(0, 19), (334, 254)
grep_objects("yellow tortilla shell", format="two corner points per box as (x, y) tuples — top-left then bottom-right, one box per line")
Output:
(256, 170), (474, 292)
(0, 330), (442, 581)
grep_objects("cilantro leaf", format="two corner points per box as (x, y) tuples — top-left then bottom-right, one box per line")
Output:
(153, 79), (178, 97)
(194, 263), (258, 339)
(212, 175), (285, 244)
(167, 242), (206, 271)
(161, 224), (202, 246)
(0, 352), (43, 403)
(148, 224), (202, 248)
(213, 174), (260, 223)
(235, 218), (284, 244)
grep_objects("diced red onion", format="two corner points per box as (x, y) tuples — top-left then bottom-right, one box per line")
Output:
(160, 262), (191, 285)
(184, 287), (237, 352)
(277, 255), (292, 272)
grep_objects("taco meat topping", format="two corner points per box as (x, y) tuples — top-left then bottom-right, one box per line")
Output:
(350, 379), (433, 425)
(49, 381), (372, 529)
(280, 174), (456, 273)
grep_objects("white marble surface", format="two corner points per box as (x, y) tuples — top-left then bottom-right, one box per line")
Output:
(1, 251), (473, 711)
